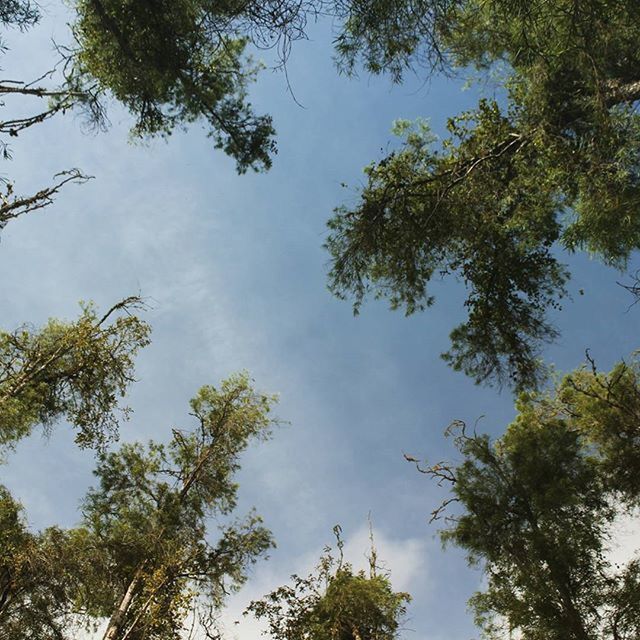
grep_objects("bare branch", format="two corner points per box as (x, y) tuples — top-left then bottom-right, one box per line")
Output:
(0, 170), (92, 229)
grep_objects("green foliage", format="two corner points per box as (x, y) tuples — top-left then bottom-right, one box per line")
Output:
(0, 373), (277, 640)
(417, 353), (640, 639)
(555, 355), (640, 503)
(81, 373), (276, 639)
(328, 106), (568, 389)
(0, 1), (318, 175)
(333, 0), (455, 80)
(333, 0), (640, 87)
(70, 0), (278, 172)
(0, 487), (85, 639)
(0, 297), (150, 451)
(0, 1), (321, 234)
(327, 0), (640, 389)
(248, 529), (410, 640)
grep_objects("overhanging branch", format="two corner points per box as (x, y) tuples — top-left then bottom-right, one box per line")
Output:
(0, 170), (92, 229)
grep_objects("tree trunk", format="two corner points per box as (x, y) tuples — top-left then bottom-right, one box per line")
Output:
(101, 567), (145, 640)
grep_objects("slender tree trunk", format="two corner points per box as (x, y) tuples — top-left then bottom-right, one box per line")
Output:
(101, 566), (145, 640)
(100, 443), (215, 639)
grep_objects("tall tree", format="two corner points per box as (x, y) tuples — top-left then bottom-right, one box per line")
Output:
(410, 353), (640, 639)
(327, 0), (640, 388)
(0, 372), (277, 640)
(248, 526), (411, 640)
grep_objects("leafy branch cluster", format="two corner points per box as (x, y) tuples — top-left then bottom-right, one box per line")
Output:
(327, 0), (640, 388)
(248, 527), (410, 640)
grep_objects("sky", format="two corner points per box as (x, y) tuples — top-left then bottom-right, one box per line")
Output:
(0, 5), (639, 640)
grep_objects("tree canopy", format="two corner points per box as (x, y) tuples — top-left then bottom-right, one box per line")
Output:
(0, 0), (322, 175)
(412, 353), (640, 640)
(327, 0), (640, 389)
(0, 0), (328, 237)
(0, 297), (150, 452)
(0, 372), (278, 640)
(248, 527), (410, 640)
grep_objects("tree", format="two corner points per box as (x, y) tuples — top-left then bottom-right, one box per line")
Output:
(3, 0), (320, 169)
(0, 372), (278, 640)
(247, 526), (410, 640)
(0, 485), (80, 640)
(68, 0), (288, 173)
(410, 353), (640, 640)
(326, 0), (640, 389)
(0, 0), (321, 233)
(0, 297), (150, 452)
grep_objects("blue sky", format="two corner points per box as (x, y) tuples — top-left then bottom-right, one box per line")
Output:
(1, 6), (639, 640)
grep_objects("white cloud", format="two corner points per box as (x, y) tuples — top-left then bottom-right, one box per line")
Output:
(342, 524), (428, 593)
(606, 506), (640, 569)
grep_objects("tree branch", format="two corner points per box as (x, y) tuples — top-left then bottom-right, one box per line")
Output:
(0, 169), (91, 229)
